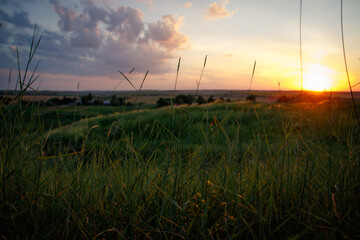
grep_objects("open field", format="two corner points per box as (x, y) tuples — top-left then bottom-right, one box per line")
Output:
(2, 89), (359, 105)
(2, 0), (360, 238)
(1, 95), (360, 239)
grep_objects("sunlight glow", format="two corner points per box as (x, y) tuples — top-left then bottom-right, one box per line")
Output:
(303, 64), (333, 91)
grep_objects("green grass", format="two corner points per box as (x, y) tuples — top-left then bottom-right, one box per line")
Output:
(1, 25), (360, 239)
(1, 98), (360, 239)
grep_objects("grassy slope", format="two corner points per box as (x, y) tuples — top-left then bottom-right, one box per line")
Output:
(1, 100), (360, 239)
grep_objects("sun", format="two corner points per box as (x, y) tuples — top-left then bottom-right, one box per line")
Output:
(303, 64), (333, 91)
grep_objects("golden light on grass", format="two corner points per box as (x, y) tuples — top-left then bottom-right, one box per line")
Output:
(303, 64), (333, 91)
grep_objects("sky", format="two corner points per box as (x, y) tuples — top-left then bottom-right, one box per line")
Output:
(0, 0), (359, 91)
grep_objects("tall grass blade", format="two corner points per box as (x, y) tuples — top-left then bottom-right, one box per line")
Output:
(195, 55), (207, 98)
(248, 60), (256, 95)
(352, 82), (360, 88)
(73, 81), (80, 122)
(119, 71), (136, 90)
(135, 70), (149, 110)
(172, 57), (181, 110)
(299, 0), (303, 93)
(340, 0), (360, 128)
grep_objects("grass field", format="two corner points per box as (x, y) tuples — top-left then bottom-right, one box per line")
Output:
(1, 95), (360, 239)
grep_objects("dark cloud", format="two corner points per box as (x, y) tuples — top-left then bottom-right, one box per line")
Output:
(50, 0), (104, 48)
(0, 0), (189, 85)
(106, 6), (144, 43)
(49, 0), (78, 31)
(0, 9), (33, 28)
(0, 22), (11, 44)
(0, 0), (44, 8)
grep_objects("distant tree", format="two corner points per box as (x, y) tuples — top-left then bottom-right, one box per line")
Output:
(94, 99), (103, 105)
(156, 98), (171, 108)
(118, 97), (125, 106)
(276, 95), (290, 103)
(88, 93), (93, 101)
(62, 96), (73, 105)
(110, 95), (117, 106)
(219, 97), (225, 102)
(246, 95), (256, 102)
(226, 98), (231, 102)
(207, 95), (215, 103)
(187, 95), (195, 105)
(174, 95), (194, 105)
(47, 97), (63, 106)
(110, 95), (125, 106)
(81, 96), (88, 105)
(196, 95), (206, 105)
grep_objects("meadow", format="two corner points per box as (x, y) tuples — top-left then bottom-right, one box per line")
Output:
(1, 92), (360, 239)
(1, 16), (360, 238)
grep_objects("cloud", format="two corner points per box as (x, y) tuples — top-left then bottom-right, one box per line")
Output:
(50, 0), (78, 31)
(206, 0), (236, 20)
(105, 6), (144, 43)
(50, 0), (104, 48)
(184, 2), (193, 8)
(0, 0), (44, 8)
(0, 9), (33, 28)
(144, 15), (189, 52)
(0, 0), (190, 88)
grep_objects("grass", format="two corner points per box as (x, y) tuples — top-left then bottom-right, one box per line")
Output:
(1, 95), (360, 239)
(1, 21), (360, 240)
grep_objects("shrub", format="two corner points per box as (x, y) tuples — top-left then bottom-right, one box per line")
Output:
(276, 95), (290, 103)
(246, 94), (256, 102)
(196, 95), (207, 105)
(46, 97), (62, 106)
(156, 97), (171, 108)
(110, 95), (125, 106)
(175, 94), (194, 105)
(207, 95), (215, 103)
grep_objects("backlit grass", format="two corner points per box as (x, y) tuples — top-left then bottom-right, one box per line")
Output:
(1, 98), (359, 239)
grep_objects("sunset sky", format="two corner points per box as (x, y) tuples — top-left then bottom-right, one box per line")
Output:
(0, 0), (359, 91)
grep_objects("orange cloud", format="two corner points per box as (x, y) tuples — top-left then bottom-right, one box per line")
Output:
(184, 2), (193, 8)
(206, 0), (235, 20)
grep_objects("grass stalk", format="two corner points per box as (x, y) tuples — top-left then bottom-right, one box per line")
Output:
(340, 0), (360, 128)
(135, 70), (149, 110)
(171, 57), (181, 110)
(248, 60), (256, 95)
(300, 0), (303, 93)
(195, 55), (207, 101)
(119, 71), (136, 90)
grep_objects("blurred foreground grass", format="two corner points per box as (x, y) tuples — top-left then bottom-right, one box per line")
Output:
(1, 98), (359, 239)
